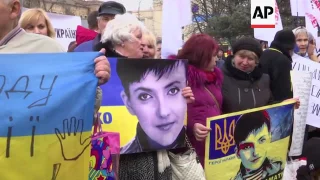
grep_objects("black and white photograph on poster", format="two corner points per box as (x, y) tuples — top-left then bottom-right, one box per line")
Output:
(99, 58), (188, 154)
(118, 58), (187, 153)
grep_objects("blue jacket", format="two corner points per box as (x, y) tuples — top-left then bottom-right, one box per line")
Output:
(74, 40), (94, 52)
(74, 34), (101, 52)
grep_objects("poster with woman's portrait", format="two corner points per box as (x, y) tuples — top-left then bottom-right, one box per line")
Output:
(205, 101), (295, 180)
(99, 58), (187, 154)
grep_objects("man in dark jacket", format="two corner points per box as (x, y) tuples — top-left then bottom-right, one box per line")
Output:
(259, 30), (296, 101)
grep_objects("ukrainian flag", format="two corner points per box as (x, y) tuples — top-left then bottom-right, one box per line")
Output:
(0, 53), (98, 180)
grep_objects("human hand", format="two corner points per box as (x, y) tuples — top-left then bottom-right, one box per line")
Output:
(182, 87), (195, 104)
(55, 117), (91, 161)
(94, 48), (111, 85)
(283, 97), (300, 109)
(193, 123), (211, 141)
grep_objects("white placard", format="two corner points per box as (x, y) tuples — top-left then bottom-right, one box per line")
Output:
(289, 70), (312, 156)
(292, 53), (320, 127)
(47, 13), (81, 51)
(290, 0), (306, 16)
(161, 0), (192, 58)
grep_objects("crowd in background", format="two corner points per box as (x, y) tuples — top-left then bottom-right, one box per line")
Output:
(1, 0), (320, 179)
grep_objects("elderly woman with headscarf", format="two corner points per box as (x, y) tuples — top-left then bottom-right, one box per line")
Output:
(95, 13), (194, 180)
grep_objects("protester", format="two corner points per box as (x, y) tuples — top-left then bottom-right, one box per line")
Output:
(88, 10), (99, 32)
(74, 1), (126, 52)
(176, 33), (223, 166)
(19, 8), (55, 38)
(95, 13), (144, 57)
(217, 48), (225, 60)
(97, 13), (194, 180)
(0, 1), (62, 52)
(306, 32), (319, 62)
(260, 30), (295, 102)
(222, 38), (273, 113)
(155, 39), (162, 58)
(216, 48), (225, 69)
(67, 11), (100, 52)
(141, 30), (156, 58)
(292, 27), (318, 62)
(223, 37), (299, 114)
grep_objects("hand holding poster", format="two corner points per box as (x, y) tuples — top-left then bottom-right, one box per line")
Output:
(0, 52), (98, 179)
(99, 58), (187, 153)
(205, 101), (295, 180)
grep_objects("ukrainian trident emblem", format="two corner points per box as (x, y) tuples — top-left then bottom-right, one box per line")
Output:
(215, 119), (236, 154)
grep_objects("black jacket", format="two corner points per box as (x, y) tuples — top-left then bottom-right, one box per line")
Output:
(259, 41), (293, 101)
(222, 56), (273, 114)
(94, 40), (128, 58)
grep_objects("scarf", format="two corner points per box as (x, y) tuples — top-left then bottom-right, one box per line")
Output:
(187, 65), (223, 87)
(225, 55), (263, 82)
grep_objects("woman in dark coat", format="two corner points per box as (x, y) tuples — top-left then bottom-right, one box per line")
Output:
(222, 37), (299, 114)
(222, 38), (273, 113)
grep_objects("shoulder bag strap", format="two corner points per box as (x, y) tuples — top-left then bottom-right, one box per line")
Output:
(203, 86), (221, 111)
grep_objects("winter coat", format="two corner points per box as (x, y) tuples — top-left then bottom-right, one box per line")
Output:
(259, 41), (293, 101)
(222, 56), (273, 114)
(186, 65), (223, 167)
(75, 25), (98, 46)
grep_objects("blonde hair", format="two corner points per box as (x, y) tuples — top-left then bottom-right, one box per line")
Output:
(19, 8), (56, 38)
(235, 50), (259, 63)
(142, 30), (157, 58)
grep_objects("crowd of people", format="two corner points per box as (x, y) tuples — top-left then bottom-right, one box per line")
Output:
(1, 0), (320, 179)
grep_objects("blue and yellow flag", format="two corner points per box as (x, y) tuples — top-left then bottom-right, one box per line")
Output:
(0, 52), (98, 179)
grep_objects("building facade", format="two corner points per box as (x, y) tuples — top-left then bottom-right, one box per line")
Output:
(23, 0), (197, 40)
(23, 0), (102, 19)
(129, 0), (163, 38)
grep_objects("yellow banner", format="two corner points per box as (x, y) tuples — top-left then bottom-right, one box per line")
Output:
(205, 101), (295, 180)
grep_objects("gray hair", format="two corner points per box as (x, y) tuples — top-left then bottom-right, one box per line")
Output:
(101, 13), (145, 45)
(293, 27), (309, 38)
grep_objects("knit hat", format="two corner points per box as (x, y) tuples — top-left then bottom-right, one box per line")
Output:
(232, 37), (263, 58)
(273, 30), (296, 50)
